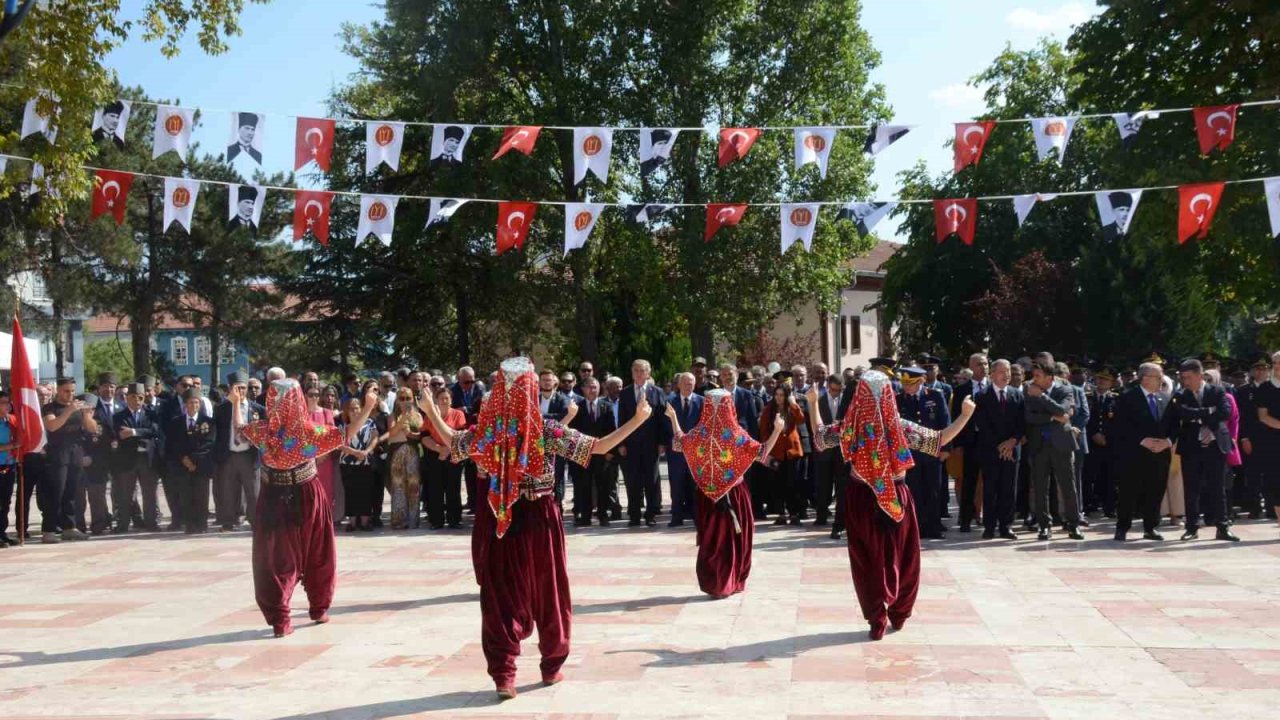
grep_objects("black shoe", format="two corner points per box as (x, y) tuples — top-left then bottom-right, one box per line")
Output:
(1143, 530), (1164, 541)
(575, 519), (590, 527)
(789, 516), (803, 526)
(165, 522), (183, 532)
(830, 528), (842, 540)
(981, 530), (995, 539)
(1037, 528), (1050, 541)
(938, 523), (950, 532)
(773, 516), (788, 526)
(628, 519), (641, 527)
(447, 522), (463, 529)
(644, 518), (656, 527)
(1216, 528), (1241, 542)
(959, 524), (971, 533)
(598, 518), (611, 527)
(1067, 528), (1084, 540)
(1114, 531), (1127, 542)
(814, 518), (829, 527)
(1248, 510), (1263, 520)
(1104, 512), (1116, 519)
(1077, 518), (1090, 528)
(1180, 530), (1199, 541)
(667, 519), (683, 527)
(999, 530), (1018, 541)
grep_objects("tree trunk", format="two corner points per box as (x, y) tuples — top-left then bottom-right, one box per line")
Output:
(690, 318), (714, 367)
(47, 233), (65, 378)
(456, 284), (471, 365)
(209, 309), (222, 389)
(133, 314), (152, 378)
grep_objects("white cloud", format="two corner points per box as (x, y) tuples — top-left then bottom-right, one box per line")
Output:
(927, 82), (985, 110)
(1006, 3), (1095, 34)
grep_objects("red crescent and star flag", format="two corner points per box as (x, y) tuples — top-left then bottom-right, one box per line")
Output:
(497, 201), (538, 254)
(1177, 181), (1225, 244)
(9, 316), (46, 455)
(934, 198), (977, 245)
(953, 121), (995, 172)
(1193, 104), (1238, 155)
(293, 190), (334, 244)
(493, 125), (542, 159)
(717, 128), (761, 168)
(295, 117), (336, 172)
(705, 203), (748, 241)
(90, 170), (134, 226)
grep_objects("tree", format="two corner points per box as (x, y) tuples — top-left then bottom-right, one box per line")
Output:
(83, 337), (135, 386)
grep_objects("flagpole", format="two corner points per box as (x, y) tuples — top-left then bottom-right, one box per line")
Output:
(12, 301), (22, 547)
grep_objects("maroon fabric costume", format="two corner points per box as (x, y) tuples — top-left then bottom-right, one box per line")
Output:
(449, 357), (596, 688)
(242, 379), (345, 632)
(692, 484), (754, 597)
(815, 370), (941, 633)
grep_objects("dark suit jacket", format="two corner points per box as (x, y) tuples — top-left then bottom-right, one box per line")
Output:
(539, 392), (570, 422)
(974, 384), (1024, 458)
(1171, 383), (1233, 457)
(730, 386), (762, 440)
(90, 398), (121, 462)
(618, 383), (669, 458)
(449, 381), (485, 426)
(1025, 383), (1077, 453)
(571, 397), (617, 438)
(668, 392), (704, 455)
(227, 143), (262, 164)
(165, 411), (216, 476)
(1112, 385), (1174, 464)
(213, 399), (265, 462)
(113, 405), (163, 469)
(794, 396), (814, 454)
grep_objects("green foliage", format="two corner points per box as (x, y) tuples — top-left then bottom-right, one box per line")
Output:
(83, 337), (135, 386)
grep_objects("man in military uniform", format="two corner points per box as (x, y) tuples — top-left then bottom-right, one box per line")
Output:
(1083, 366), (1119, 518)
(918, 353), (953, 405)
(896, 366), (951, 538)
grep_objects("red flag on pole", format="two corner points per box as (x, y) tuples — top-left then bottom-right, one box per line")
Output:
(9, 316), (46, 456)
(934, 198), (977, 245)
(295, 117), (336, 171)
(90, 170), (134, 226)
(1177, 181), (1225, 244)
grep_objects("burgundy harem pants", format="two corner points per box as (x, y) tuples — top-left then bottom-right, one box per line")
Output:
(843, 477), (921, 628)
(472, 494), (571, 687)
(693, 483), (754, 598)
(253, 478), (337, 628)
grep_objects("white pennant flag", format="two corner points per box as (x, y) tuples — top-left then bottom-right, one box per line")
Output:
(836, 201), (896, 238)
(425, 197), (469, 229)
(28, 162), (46, 197)
(564, 202), (604, 256)
(795, 127), (837, 178)
(1030, 116), (1077, 164)
(91, 99), (132, 148)
(863, 124), (911, 156)
(163, 178), (200, 234)
(366, 121), (406, 172)
(1012, 193), (1058, 227)
(0, 157), (7, 175)
(1112, 110), (1158, 150)
(1263, 178), (1280, 240)
(153, 106), (195, 160)
(227, 185), (266, 232)
(21, 93), (57, 142)
(227, 112), (265, 165)
(573, 127), (613, 185)
(780, 203), (819, 253)
(430, 124), (474, 166)
(1095, 189), (1143, 241)
(639, 128), (679, 176)
(358, 195), (399, 246)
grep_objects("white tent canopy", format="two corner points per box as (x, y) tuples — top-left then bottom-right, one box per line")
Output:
(0, 330), (41, 379)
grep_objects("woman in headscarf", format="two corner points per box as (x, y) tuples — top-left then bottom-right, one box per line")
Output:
(419, 357), (652, 700)
(662, 389), (785, 598)
(805, 371), (975, 640)
(240, 379), (377, 638)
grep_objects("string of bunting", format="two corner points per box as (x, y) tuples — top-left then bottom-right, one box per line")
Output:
(4, 150), (1278, 253)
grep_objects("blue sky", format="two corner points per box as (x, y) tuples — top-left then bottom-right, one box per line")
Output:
(105, 0), (1100, 241)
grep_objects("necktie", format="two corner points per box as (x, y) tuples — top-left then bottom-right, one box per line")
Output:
(188, 417), (195, 431)
(590, 402), (596, 421)
(999, 388), (1006, 408)
(1148, 393), (1159, 420)
(683, 396), (688, 414)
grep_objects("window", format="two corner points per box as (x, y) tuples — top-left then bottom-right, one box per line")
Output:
(171, 337), (188, 366)
(848, 316), (862, 353)
(194, 336), (211, 365)
(30, 275), (48, 301)
(839, 316), (848, 353)
(218, 341), (238, 366)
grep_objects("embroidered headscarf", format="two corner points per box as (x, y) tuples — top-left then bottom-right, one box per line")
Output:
(683, 389), (761, 502)
(838, 370), (915, 522)
(469, 357), (545, 538)
(242, 378), (345, 471)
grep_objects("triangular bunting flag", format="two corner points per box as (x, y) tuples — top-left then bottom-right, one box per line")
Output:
(153, 105), (195, 160)
(564, 202), (604, 256)
(426, 198), (469, 229)
(227, 185), (266, 233)
(162, 178), (200, 234)
(795, 127), (837, 178)
(431, 124), (474, 166)
(357, 195), (399, 246)
(90, 170), (134, 226)
(497, 201), (537, 254)
(625, 203), (672, 227)
(20, 93), (57, 142)
(228, 112), (265, 165)
(1264, 178), (1280, 240)
(953, 121), (995, 172)
(1095, 189), (1143, 241)
(91, 99), (131, 149)
(864, 124), (910, 156)
(837, 201), (897, 238)
(1012, 193), (1058, 227)
(718, 128), (760, 167)
(366, 121), (406, 173)
(639, 128), (680, 177)
(1112, 111), (1157, 150)
(573, 127), (613, 185)
(493, 126), (542, 159)
(705, 203), (747, 241)
(780, 203), (819, 253)
(1193, 104), (1238, 155)
(296, 117), (336, 171)
(933, 198), (977, 245)
(293, 190), (333, 244)
(1030, 116), (1077, 164)
(1177, 182), (1225, 244)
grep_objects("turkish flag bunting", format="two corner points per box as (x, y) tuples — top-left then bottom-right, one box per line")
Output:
(705, 203), (748, 241)
(90, 170), (133, 226)
(1193, 105), (1238, 155)
(493, 126), (542, 159)
(934, 198), (977, 245)
(293, 190), (334, 245)
(953, 121), (995, 173)
(1177, 181), (1225, 244)
(718, 128), (761, 168)
(496, 201), (537, 254)
(296, 117), (336, 171)
(9, 315), (47, 455)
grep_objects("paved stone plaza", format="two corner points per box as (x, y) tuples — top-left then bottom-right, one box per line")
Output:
(2, 490), (1280, 720)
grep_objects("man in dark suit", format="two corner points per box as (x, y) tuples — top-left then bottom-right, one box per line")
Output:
(84, 373), (120, 534)
(165, 388), (217, 534)
(666, 373), (704, 527)
(536, 369), (571, 505)
(720, 363), (767, 524)
(897, 366), (952, 539)
(952, 353), (989, 532)
(570, 377), (618, 526)
(1025, 359), (1084, 541)
(812, 375), (846, 534)
(227, 112), (263, 164)
(974, 359), (1024, 540)
(227, 185), (259, 233)
(1111, 361), (1175, 541)
(92, 100), (127, 149)
(618, 359), (667, 526)
(601, 376), (626, 520)
(214, 372), (264, 532)
(112, 383), (163, 532)
(1171, 358), (1239, 541)
(1235, 355), (1272, 518)
(449, 366), (485, 513)
(1084, 367), (1119, 518)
